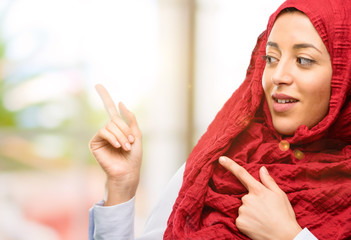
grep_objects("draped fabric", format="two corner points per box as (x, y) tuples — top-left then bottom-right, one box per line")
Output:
(164, 0), (351, 239)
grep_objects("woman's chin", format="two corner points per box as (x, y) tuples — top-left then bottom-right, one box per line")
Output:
(272, 122), (297, 136)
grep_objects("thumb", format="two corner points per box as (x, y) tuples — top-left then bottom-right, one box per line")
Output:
(259, 166), (281, 192)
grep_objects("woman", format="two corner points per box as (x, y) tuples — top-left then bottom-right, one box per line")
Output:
(89, 0), (351, 239)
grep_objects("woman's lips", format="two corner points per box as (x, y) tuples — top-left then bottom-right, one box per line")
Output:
(272, 93), (299, 113)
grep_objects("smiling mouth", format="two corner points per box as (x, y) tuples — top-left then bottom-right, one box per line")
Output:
(271, 93), (299, 112)
(272, 93), (299, 103)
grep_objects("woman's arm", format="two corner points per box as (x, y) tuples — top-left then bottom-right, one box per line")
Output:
(89, 84), (143, 206)
(88, 84), (142, 239)
(88, 163), (185, 240)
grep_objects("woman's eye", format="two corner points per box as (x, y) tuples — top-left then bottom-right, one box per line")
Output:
(262, 55), (278, 65)
(297, 57), (315, 66)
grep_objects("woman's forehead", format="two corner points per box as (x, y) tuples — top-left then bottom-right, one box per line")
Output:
(267, 12), (327, 52)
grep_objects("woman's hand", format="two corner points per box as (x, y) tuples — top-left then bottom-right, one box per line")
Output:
(89, 84), (142, 206)
(219, 156), (302, 240)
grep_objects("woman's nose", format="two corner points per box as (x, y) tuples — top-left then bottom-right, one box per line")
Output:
(271, 60), (294, 85)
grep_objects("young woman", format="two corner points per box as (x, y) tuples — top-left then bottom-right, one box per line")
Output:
(89, 0), (351, 239)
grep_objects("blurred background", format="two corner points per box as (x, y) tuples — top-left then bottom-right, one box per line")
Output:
(0, 0), (285, 239)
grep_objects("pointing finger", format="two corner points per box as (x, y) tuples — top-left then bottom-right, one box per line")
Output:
(219, 156), (262, 193)
(95, 84), (119, 118)
(259, 166), (281, 192)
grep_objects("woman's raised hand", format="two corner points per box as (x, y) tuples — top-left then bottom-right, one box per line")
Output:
(219, 156), (302, 240)
(89, 84), (142, 206)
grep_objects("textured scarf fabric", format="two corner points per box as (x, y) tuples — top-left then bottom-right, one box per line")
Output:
(164, 0), (351, 239)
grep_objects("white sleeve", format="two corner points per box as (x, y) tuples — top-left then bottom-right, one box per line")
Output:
(294, 228), (318, 240)
(88, 163), (185, 240)
(89, 198), (135, 240)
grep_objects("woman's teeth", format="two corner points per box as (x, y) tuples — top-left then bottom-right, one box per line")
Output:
(276, 99), (297, 104)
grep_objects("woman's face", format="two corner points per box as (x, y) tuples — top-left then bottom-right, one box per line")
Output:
(262, 11), (332, 136)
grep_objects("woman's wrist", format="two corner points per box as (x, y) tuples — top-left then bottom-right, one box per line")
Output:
(104, 177), (139, 206)
(290, 224), (303, 240)
(278, 222), (302, 240)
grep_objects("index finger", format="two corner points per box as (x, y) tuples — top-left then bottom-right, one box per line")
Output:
(95, 84), (119, 118)
(219, 156), (262, 192)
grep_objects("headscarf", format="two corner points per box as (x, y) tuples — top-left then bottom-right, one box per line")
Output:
(164, 0), (351, 239)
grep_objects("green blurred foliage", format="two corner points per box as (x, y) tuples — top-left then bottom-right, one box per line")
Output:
(0, 35), (16, 126)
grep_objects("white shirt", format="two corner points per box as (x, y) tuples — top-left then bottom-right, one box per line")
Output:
(89, 164), (318, 240)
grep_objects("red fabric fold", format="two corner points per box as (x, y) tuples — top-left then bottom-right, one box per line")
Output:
(164, 0), (351, 239)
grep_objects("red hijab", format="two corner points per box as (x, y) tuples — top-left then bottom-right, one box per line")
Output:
(164, 0), (351, 239)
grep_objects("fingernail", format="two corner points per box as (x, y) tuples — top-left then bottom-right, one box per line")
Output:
(261, 166), (269, 175)
(125, 142), (131, 151)
(219, 156), (227, 164)
(128, 135), (134, 143)
(115, 141), (121, 148)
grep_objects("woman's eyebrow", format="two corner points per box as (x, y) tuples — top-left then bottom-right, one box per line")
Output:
(267, 41), (323, 54)
(266, 41), (279, 49)
(293, 43), (322, 53)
